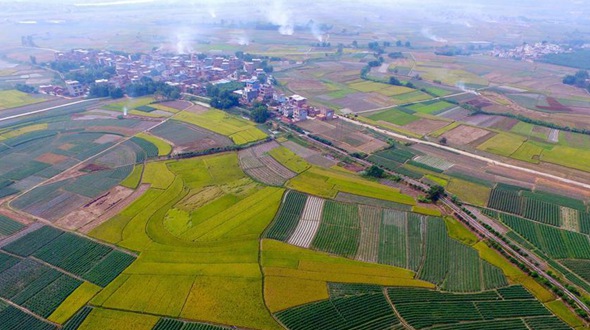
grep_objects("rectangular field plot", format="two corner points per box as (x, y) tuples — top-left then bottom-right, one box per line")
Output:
(264, 191), (308, 241)
(287, 196), (325, 248)
(412, 155), (454, 172)
(275, 290), (401, 330)
(0, 215), (25, 238)
(1, 226), (136, 287)
(311, 201), (360, 257)
(499, 213), (590, 259)
(388, 286), (560, 329)
(366, 108), (420, 126)
(0, 257), (83, 319)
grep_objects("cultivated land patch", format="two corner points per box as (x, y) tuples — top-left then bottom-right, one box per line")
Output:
(238, 142), (296, 186)
(267, 192), (507, 292)
(440, 124), (492, 145)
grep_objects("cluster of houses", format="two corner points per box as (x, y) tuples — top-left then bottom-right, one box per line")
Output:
(38, 48), (336, 122)
(234, 81), (334, 122)
(39, 49), (272, 97)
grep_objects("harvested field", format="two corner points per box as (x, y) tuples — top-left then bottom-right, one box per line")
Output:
(287, 196), (324, 248)
(94, 134), (122, 144)
(403, 118), (449, 136)
(441, 125), (492, 146)
(149, 120), (232, 153)
(159, 100), (192, 110)
(560, 207), (580, 232)
(297, 119), (388, 153)
(238, 143), (296, 186)
(35, 153), (69, 165)
(55, 185), (135, 231)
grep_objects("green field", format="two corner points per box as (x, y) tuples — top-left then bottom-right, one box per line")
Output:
(366, 108), (420, 126)
(0, 90), (45, 110)
(476, 133), (527, 157)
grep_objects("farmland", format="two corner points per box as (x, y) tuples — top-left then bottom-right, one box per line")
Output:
(266, 191), (508, 292)
(174, 109), (267, 145)
(0, 90), (46, 110)
(2, 6), (590, 328)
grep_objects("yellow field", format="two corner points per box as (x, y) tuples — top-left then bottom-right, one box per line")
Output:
(411, 205), (442, 216)
(174, 109), (267, 144)
(476, 133), (527, 157)
(48, 282), (101, 324)
(446, 178), (491, 207)
(268, 146), (310, 173)
(136, 132), (172, 156)
(262, 239), (434, 312)
(287, 166), (416, 205)
(78, 308), (159, 330)
(0, 123), (47, 141)
(0, 90), (45, 110)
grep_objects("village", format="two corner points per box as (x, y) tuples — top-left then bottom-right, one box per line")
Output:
(38, 48), (334, 123)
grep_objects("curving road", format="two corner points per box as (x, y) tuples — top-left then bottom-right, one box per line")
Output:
(339, 116), (590, 190)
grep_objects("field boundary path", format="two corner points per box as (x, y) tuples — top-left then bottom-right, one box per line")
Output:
(339, 116), (590, 190)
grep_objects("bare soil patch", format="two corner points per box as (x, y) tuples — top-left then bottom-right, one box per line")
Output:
(441, 125), (492, 145)
(36, 153), (69, 165)
(55, 185), (139, 232)
(403, 118), (449, 136)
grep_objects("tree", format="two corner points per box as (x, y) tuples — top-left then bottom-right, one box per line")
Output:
(439, 137), (448, 145)
(365, 165), (385, 178)
(405, 41), (411, 48)
(352, 40), (358, 48)
(426, 185), (445, 202)
(389, 76), (402, 86)
(251, 104), (269, 123)
(396, 40), (402, 47)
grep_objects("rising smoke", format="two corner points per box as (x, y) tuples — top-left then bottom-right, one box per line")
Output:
(264, 0), (294, 35)
(421, 27), (448, 43)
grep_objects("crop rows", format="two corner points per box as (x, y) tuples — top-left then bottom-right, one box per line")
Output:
(264, 191), (307, 241)
(488, 189), (563, 227)
(501, 214), (590, 259)
(62, 306), (93, 330)
(2, 226), (136, 287)
(488, 189), (522, 215)
(418, 218), (450, 285)
(378, 209), (407, 267)
(83, 250), (136, 287)
(0, 215), (24, 238)
(275, 292), (400, 330)
(0, 258), (82, 318)
(413, 155), (454, 171)
(355, 205), (381, 263)
(2, 226), (63, 256)
(524, 316), (572, 330)
(406, 213), (423, 271)
(152, 318), (230, 330)
(442, 240), (481, 292)
(482, 260), (509, 289)
(130, 137), (159, 159)
(311, 201), (360, 257)
(22, 275), (82, 317)
(430, 319), (528, 330)
(238, 146), (295, 186)
(389, 286), (558, 329)
(33, 232), (113, 276)
(0, 304), (56, 330)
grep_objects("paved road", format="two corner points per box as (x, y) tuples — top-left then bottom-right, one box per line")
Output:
(340, 116), (590, 190)
(0, 98), (99, 123)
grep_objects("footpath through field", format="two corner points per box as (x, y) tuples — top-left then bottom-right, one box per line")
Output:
(339, 116), (590, 190)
